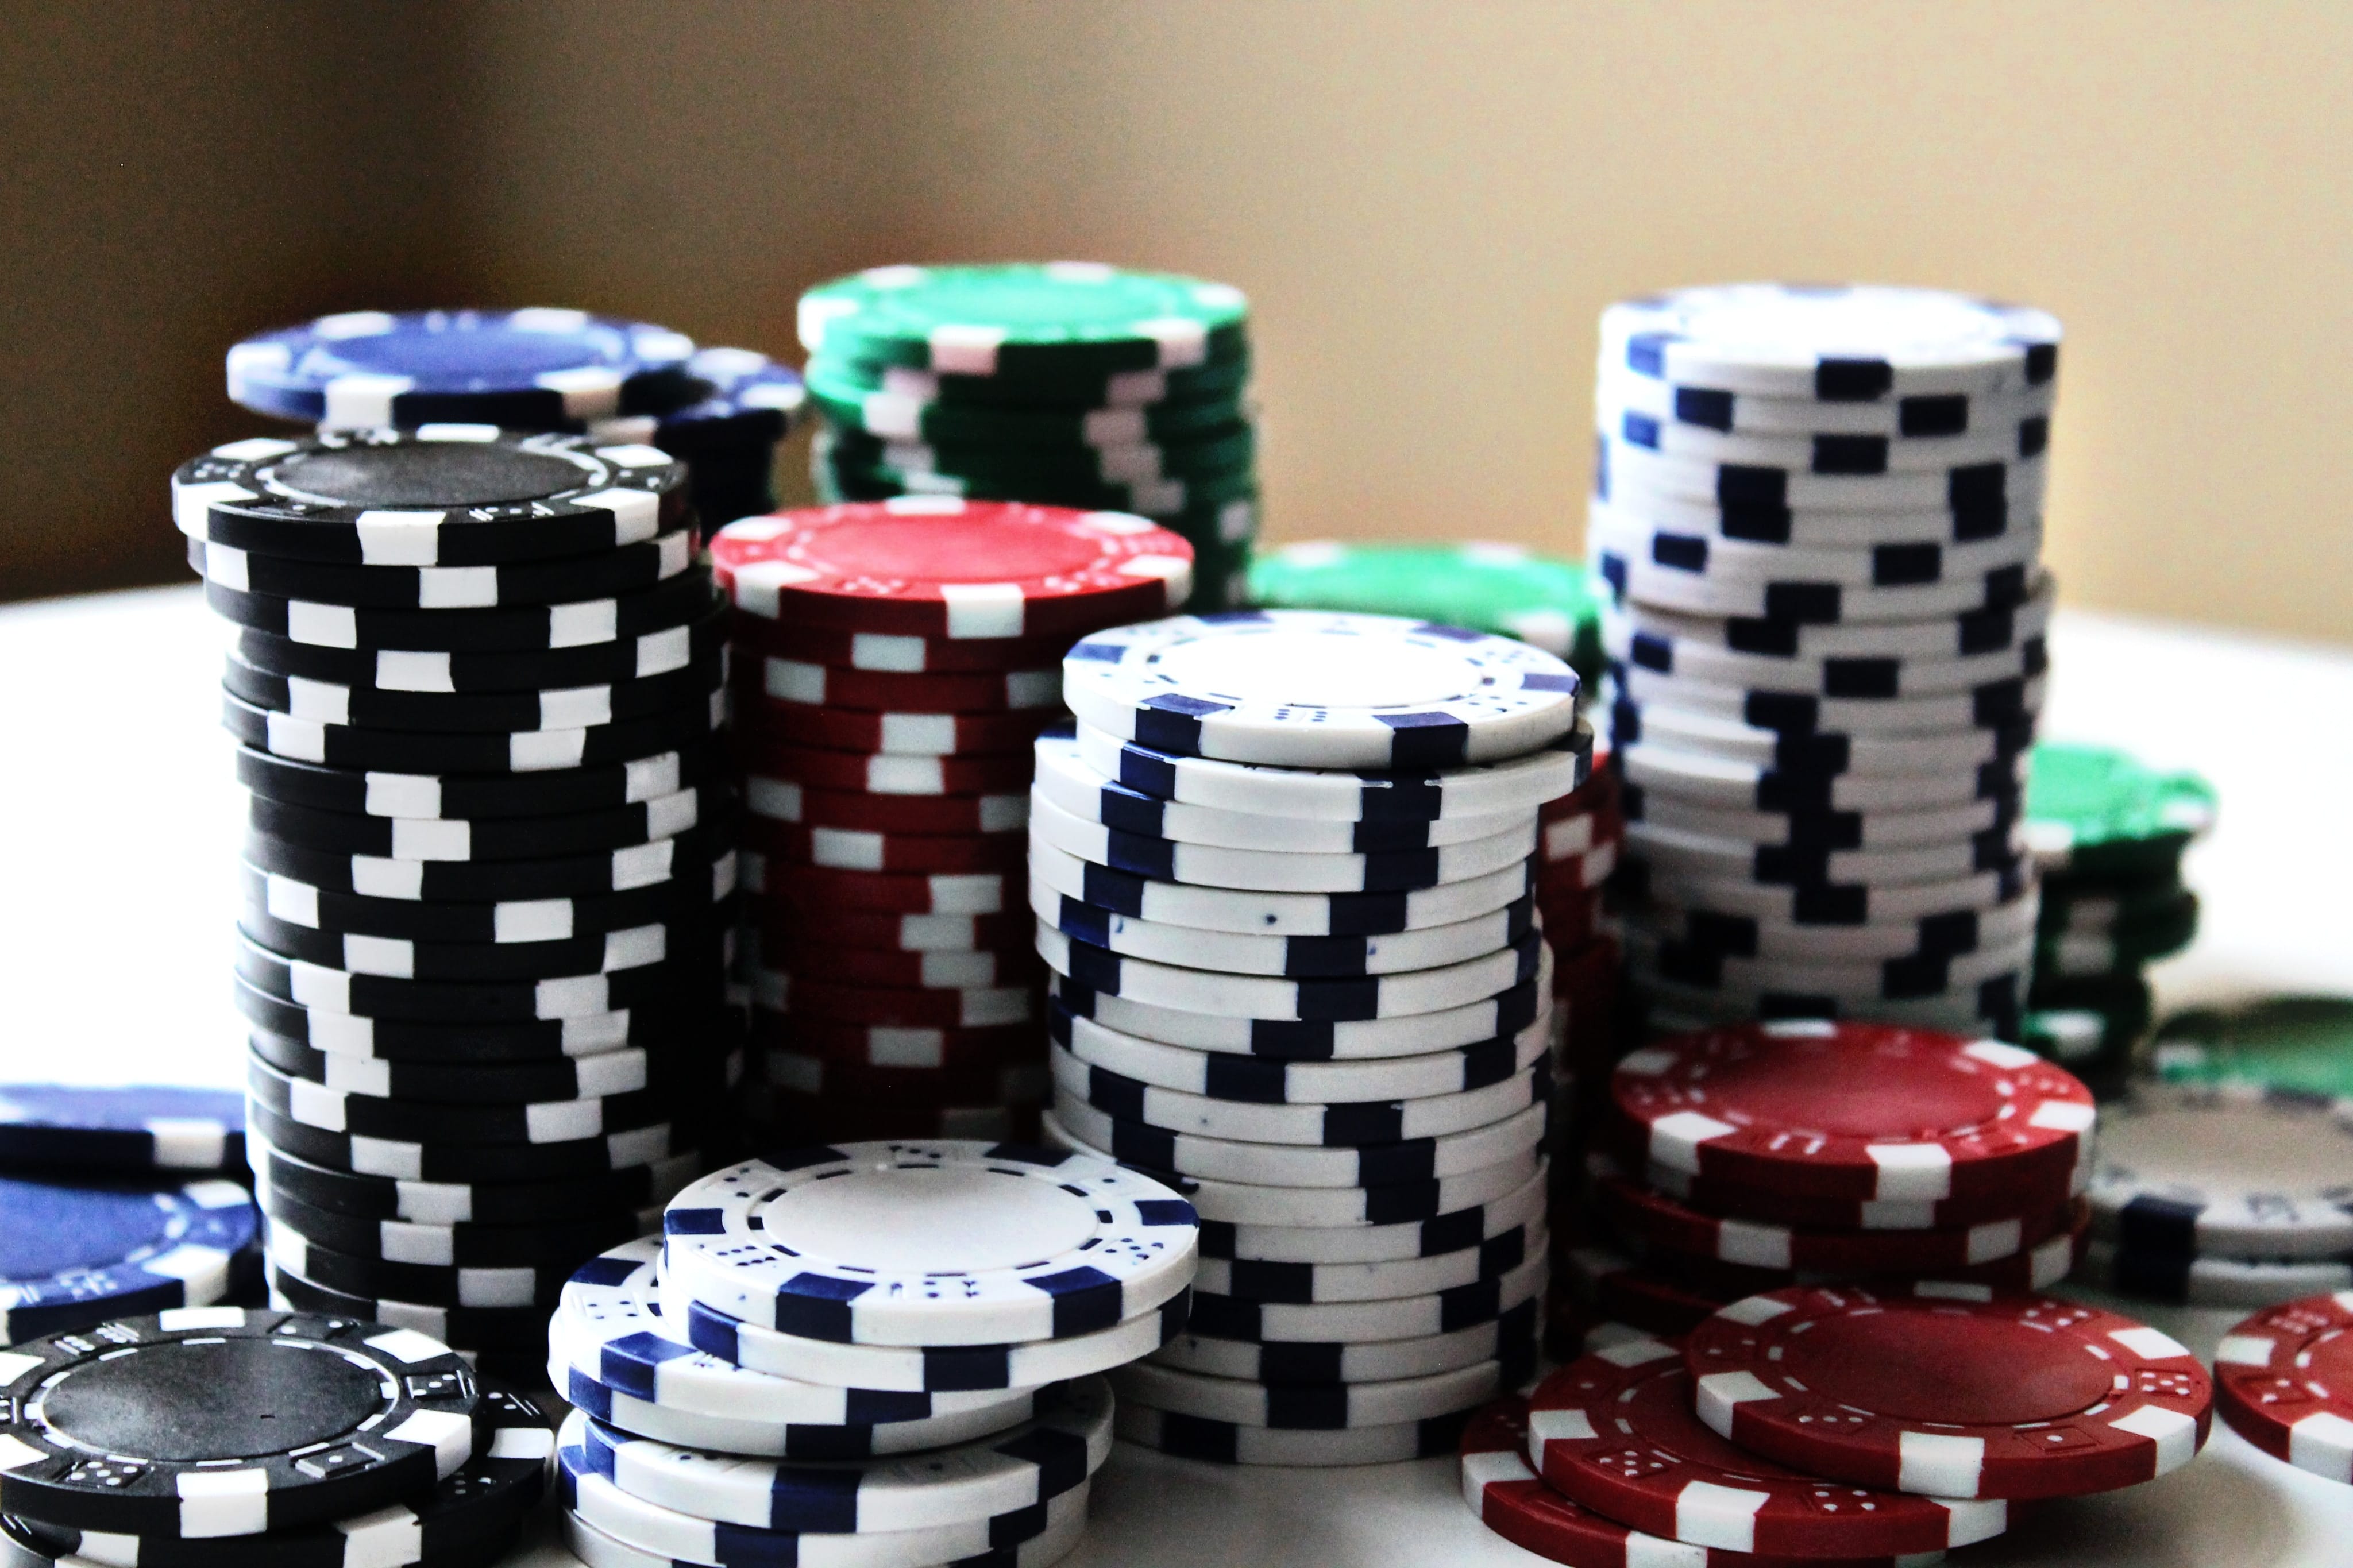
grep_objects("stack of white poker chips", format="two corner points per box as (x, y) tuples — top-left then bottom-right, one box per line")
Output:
(1035, 610), (1588, 1465)
(549, 1141), (1195, 1566)
(1587, 284), (2063, 1038)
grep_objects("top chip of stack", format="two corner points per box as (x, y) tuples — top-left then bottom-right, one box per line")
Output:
(800, 262), (1259, 612)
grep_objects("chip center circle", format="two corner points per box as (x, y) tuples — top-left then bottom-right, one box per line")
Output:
(277, 445), (591, 509)
(1710, 1038), (2004, 1139)
(1780, 1311), (2113, 1424)
(812, 516), (1105, 585)
(759, 1165), (1099, 1275)
(40, 1339), (387, 1461)
(1152, 628), (1473, 710)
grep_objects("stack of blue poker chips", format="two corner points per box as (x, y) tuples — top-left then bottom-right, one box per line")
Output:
(226, 310), (807, 535)
(0, 1086), (263, 1345)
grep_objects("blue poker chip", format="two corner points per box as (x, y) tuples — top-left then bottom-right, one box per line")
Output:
(0, 1175), (260, 1345)
(596, 346), (808, 453)
(226, 308), (699, 429)
(0, 1084), (247, 1175)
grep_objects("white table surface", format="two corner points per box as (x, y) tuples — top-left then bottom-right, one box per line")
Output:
(6, 584), (2351, 1567)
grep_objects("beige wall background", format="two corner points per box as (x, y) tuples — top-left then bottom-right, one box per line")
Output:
(9, 2), (2349, 640)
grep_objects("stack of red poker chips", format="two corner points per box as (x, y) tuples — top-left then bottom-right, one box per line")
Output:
(1565, 1017), (2099, 1337)
(1464, 1291), (2212, 1564)
(1537, 763), (1626, 1077)
(711, 498), (1194, 1142)
(2211, 1293), (2353, 1486)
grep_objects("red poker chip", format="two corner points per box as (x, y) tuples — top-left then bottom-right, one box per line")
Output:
(749, 939), (1042, 992)
(754, 907), (1030, 956)
(747, 860), (1012, 915)
(738, 740), (1036, 797)
(1612, 1019), (2096, 1205)
(2212, 1294), (2353, 1482)
(712, 500), (1193, 638)
(1637, 1151), (2078, 1233)
(1552, 933), (1623, 1077)
(728, 617), (1077, 674)
(1620, 1196), (2093, 1299)
(739, 653), (1064, 714)
(753, 968), (1039, 1029)
(1534, 889), (1602, 951)
(757, 1048), (1047, 1107)
(1565, 1243), (1732, 1339)
(1595, 1168), (2079, 1276)
(1684, 1284), (2212, 1499)
(1540, 833), (1619, 887)
(741, 698), (1058, 756)
(743, 773), (1028, 836)
(753, 1012), (1043, 1069)
(743, 816), (1029, 875)
(1527, 1337), (2007, 1557)
(1460, 1397), (1933, 1568)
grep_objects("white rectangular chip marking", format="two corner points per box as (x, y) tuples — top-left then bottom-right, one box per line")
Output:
(577, 486), (660, 544)
(284, 601), (358, 648)
(548, 600), (620, 648)
(1645, 1109), (1737, 1174)
(1895, 1431), (1985, 1499)
(939, 583), (1027, 639)
(177, 1468), (269, 1538)
(2288, 1411), (2353, 1484)
(355, 512), (449, 566)
(376, 651), (454, 693)
(149, 1122), (231, 1171)
(1864, 1142), (1954, 1200)
(2107, 1404), (2202, 1476)
(2215, 1333), (2278, 1368)
(1692, 1370), (1778, 1439)
(1679, 1480), (1768, 1551)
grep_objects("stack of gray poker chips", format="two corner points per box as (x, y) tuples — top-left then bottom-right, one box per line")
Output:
(549, 1141), (1196, 1566)
(172, 426), (748, 1381)
(1033, 609), (1588, 1466)
(1586, 283), (2065, 1040)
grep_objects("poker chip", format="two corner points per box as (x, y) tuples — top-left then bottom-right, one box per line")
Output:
(660, 1144), (1197, 1347)
(744, 654), (1062, 714)
(221, 685), (722, 773)
(247, 782), (708, 863)
(1181, 1242), (1545, 1347)
(1613, 697), (2036, 777)
(2212, 1294), (2353, 1483)
(232, 934), (716, 1025)
(1111, 1401), (1472, 1467)
(2152, 996), (2353, 1098)
(203, 566), (718, 655)
(0, 1176), (256, 1346)
(747, 818), (1029, 876)
(225, 648), (722, 738)
(1590, 512), (2042, 623)
(244, 1096), (688, 1185)
(1063, 611), (1580, 769)
(747, 774), (1028, 837)
(254, 1172), (653, 1269)
(1684, 1283), (2210, 1499)
(0, 1086), (246, 1175)
(260, 1223), (574, 1309)
(230, 605), (730, 697)
(1048, 1088), (1545, 1189)
(2024, 741), (2217, 875)
(1190, 1219), (1542, 1305)
(750, 972), (1033, 1032)
(560, 1485), (1092, 1568)
(233, 743), (721, 821)
(1159, 1299), (1540, 1390)
(2085, 1081), (2353, 1261)
(1603, 606), (2050, 701)
(250, 1137), (700, 1227)
(745, 742), (1036, 799)
(1195, 1163), (1549, 1265)
(2082, 1241), (2353, 1308)
(753, 860), (1012, 916)
(798, 262), (1249, 373)
(1051, 958), (1550, 1059)
(189, 524), (696, 611)
(746, 700), (1058, 757)
(1244, 540), (1606, 680)
(749, 939), (1036, 992)
(0, 1308), (478, 1538)
(736, 619), (1075, 674)
(1113, 1355), (1503, 1430)
(1617, 737), (2029, 814)
(1631, 891), (2040, 965)
(1035, 883), (1540, 982)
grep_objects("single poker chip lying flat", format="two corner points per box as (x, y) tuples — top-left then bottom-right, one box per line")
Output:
(1072, 717), (1590, 822)
(1603, 603), (2048, 700)
(747, 970), (1034, 1031)
(735, 618), (1073, 674)
(2212, 1293), (2353, 1483)
(745, 653), (1062, 713)
(1181, 1245), (1547, 1346)
(1113, 1356), (1501, 1430)
(659, 1142), (1197, 1346)
(1631, 1146), (2078, 1233)
(1611, 662), (2044, 739)
(187, 525), (695, 612)
(253, 1173), (654, 1269)
(1593, 1170), (2076, 1275)
(747, 818), (1027, 876)
(1684, 1283), (2210, 1499)
(1610, 696), (2036, 778)
(1191, 1220), (1542, 1305)
(247, 783), (708, 863)
(747, 773), (1028, 837)
(221, 686), (722, 775)
(1195, 1162), (1549, 1266)
(1034, 882), (1538, 979)
(1063, 611), (1580, 769)
(1047, 1091), (1545, 1191)
(0, 1086), (245, 1176)
(265, 1263), (547, 1354)
(0, 1307), (478, 1538)
(0, 1176), (256, 1346)
(233, 934), (712, 1026)
(1616, 859), (2032, 931)
(798, 262), (1249, 374)
(1617, 736), (2029, 815)
(241, 822), (734, 902)
(1597, 355), (2055, 436)
(746, 699), (1058, 758)
(1113, 1400), (1472, 1467)
(259, 1225), (574, 1311)
(2085, 1081), (2353, 1260)
(1050, 998), (1549, 1103)
(2024, 741), (2218, 875)
(1599, 431), (2047, 515)
(1161, 1299), (1538, 1389)
(558, 1489), (1090, 1568)
(2083, 1241), (2353, 1308)
(1627, 891), (2040, 965)
(237, 909), (694, 984)
(250, 1137), (699, 1227)
(576, 1377), (1107, 1532)
(243, 1099), (688, 1185)
(590, 343), (808, 452)
(1588, 511), (2040, 623)
(202, 566), (716, 655)
(224, 647), (721, 736)
(742, 742), (1035, 798)
(234, 743), (719, 822)
(1611, 1018), (2096, 1203)
(1598, 391), (2045, 473)
(713, 499), (1191, 639)
(1527, 1333), (2005, 1556)
(231, 604), (727, 698)
(1623, 928), (2038, 1005)
(747, 860), (1010, 916)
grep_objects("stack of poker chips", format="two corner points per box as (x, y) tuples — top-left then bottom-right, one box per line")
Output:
(0, 1084), (261, 1346)
(0, 1309), (553, 1568)
(1588, 283), (2063, 1040)
(2211, 1293), (2353, 1486)
(1464, 1279), (2211, 1564)
(1559, 1019), (2097, 1338)
(800, 262), (1261, 611)
(551, 1142), (1197, 1567)
(2021, 741), (2216, 1094)
(175, 427), (744, 1379)
(226, 308), (807, 536)
(1032, 609), (1588, 1465)
(709, 500), (1193, 1144)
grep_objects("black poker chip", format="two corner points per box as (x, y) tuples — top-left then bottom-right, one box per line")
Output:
(221, 646), (725, 735)
(245, 1026), (720, 1106)
(260, 1221), (577, 1308)
(241, 818), (735, 901)
(0, 1309), (479, 1539)
(254, 1179), (655, 1270)
(244, 785), (716, 866)
(201, 566), (716, 655)
(237, 906), (722, 985)
(232, 936), (720, 1028)
(229, 976), (724, 1064)
(229, 601), (730, 695)
(241, 1053), (706, 1146)
(187, 527), (698, 611)
(242, 1098), (701, 1186)
(234, 865), (738, 951)
(266, 1264), (554, 1353)
(171, 428), (691, 566)
(221, 687), (722, 774)
(233, 743), (726, 821)
(249, 1134), (700, 1229)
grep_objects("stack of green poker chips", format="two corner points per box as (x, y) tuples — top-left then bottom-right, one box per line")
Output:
(2020, 741), (2219, 1092)
(798, 262), (1259, 610)
(1246, 539), (1607, 690)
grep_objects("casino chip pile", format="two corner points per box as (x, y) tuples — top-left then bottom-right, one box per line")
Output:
(2214, 1293), (2353, 1486)
(711, 500), (1192, 1145)
(1031, 609), (1590, 1465)
(801, 262), (1262, 611)
(1564, 1019), (2100, 1338)
(550, 1141), (1197, 1566)
(0, 1308), (553, 1568)
(226, 307), (807, 533)
(2022, 741), (2216, 1094)
(1589, 283), (2064, 1038)
(175, 426), (747, 1379)
(0, 1085), (260, 1347)
(1464, 1283), (2212, 1565)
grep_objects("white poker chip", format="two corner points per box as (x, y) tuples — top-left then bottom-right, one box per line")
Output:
(1050, 998), (1550, 1104)
(1196, 1163), (1549, 1266)
(1032, 729), (1522, 852)
(1156, 1300), (1537, 1386)
(1602, 433), (2048, 514)
(1631, 971), (2026, 1034)
(1190, 1221), (1545, 1305)
(1036, 921), (1544, 1024)
(1624, 926), (2037, 1002)
(660, 1142), (1198, 1347)
(1113, 1355), (1503, 1430)
(1615, 698), (2035, 777)
(2086, 1083), (2353, 1261)
(562, 1488), (1091, 1568)
(1614, 668), (2046, 741)
(2083, 1240), (2353, 1309)
(1602, 606), (2050, 700)
(1599, 284), (2062, 399)
(576, 1376), (1110, 1533)
(1624, 818), (2027, 889)
(1595, 362), (2057, 439)
(1028, 838), (1534, 940)
(1626, 788), (2015, 849)
(1046, 1088), (1545, 1190)
(1592, 500), (2047, 586)
(1180, 1244), (1549, 1345)
(1072, 719), (1590, 823)
(1027, 789), (1538, 894)
(1617, 737), (2029, 814)
(1629, 893), (2040, 964)
(1606, 574), (2055, 664)
(1596, 393), (2045, 472)
(1062, 611), (1582, 769)
(1113, 1399), (1469, 1465)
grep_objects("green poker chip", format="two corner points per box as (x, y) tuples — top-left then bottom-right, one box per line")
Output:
(2151, 996), (2353, 1098)
(2034, 897), (2200, 978)
(797, 262), (1250, 375)
(813, 434), (1259, 516)
(809, 352), (1251, 412)
(2023, 743), (2218, 876)
(1246, 539), (1606, 685)
(819, 420), (1256, 484)
(806, 366), (1247, 447)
